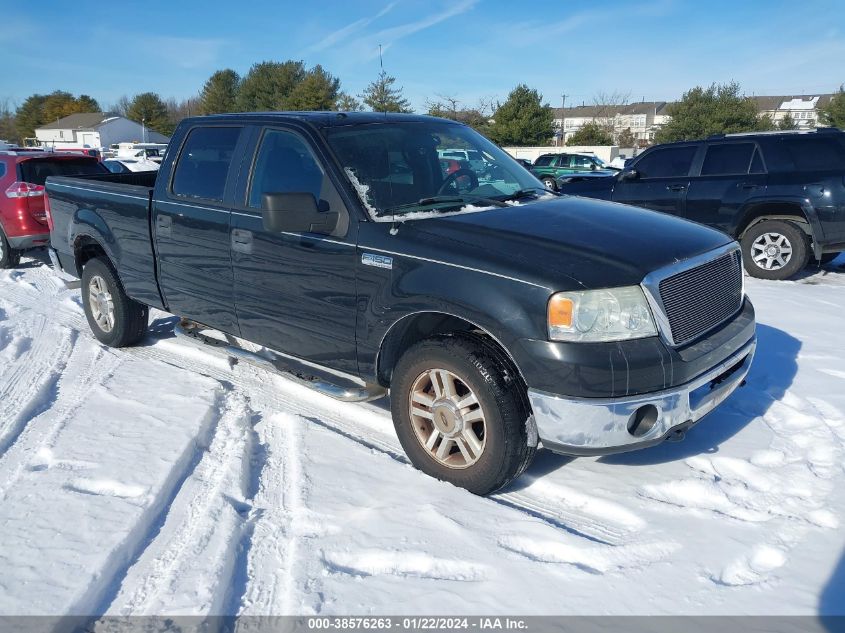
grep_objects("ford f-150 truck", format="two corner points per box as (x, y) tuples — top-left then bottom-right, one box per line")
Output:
(46, 112), (756, 494)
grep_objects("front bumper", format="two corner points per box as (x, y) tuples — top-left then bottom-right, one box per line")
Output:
(529, 337), (756, 456)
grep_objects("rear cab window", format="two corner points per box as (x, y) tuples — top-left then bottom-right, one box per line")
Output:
(171, 126), (242, 201)
(18, 158), (106, 185)
(634, 145), (697, 178)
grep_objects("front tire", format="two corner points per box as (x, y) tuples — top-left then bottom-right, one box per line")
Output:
(0, 226), (22, 269)
(741, 220), (809, 280)
(541, 176), (558, 191)
(81, 257), (149, 347)
(390, 333), (535, 495)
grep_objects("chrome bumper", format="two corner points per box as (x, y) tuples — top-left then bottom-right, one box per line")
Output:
(528, 338), (756, 455)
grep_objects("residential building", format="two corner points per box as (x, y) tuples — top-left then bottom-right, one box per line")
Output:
(750, 94), (835, 129)
(34, 113), (170, 150)
(552, 102), (671, 145)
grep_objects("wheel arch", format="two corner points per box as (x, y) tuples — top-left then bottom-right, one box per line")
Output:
(375, 311), (527, 390)
(735, 199), (823, 257)
(73, 234), (112, 278)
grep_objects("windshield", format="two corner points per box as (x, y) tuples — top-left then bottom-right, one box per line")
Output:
(325, 121), (546, 219)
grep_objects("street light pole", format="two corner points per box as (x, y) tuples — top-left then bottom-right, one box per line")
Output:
(142, 118), (146, 143)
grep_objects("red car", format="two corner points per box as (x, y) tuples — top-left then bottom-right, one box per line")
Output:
(0, 150), (106, 268)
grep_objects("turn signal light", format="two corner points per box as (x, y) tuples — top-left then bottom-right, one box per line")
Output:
(548, 294), (574, 328)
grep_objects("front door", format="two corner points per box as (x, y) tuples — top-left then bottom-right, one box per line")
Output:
(153, 125), (245, 334)
(229, 127), (358, 374)
(613, 144), (699, 217)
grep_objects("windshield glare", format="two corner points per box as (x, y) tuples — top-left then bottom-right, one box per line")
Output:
(325, 121), (546, 218)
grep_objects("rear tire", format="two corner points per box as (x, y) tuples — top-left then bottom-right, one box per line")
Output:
(390, 333), (536, 495)
(81, 257), (149, 347)
(0, 226), (22, 269)
(741, 220), (809, 280)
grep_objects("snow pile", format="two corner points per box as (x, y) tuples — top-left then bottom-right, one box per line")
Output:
(0, 254), (844, 616)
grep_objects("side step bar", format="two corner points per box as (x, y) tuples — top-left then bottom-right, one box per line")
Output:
(174, 319), (387, 403)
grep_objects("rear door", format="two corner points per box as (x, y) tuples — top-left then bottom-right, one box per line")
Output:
(684, 142), (767, 234)
(229, 126), (359, 374)
(153, 125), (247, 334)
(613, 144), (699, 216)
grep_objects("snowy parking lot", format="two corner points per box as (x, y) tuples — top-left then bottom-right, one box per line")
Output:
(0, 252), (844, 617)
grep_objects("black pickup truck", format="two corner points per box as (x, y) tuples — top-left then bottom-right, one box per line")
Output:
(557, 128), (845, 280)
(46, 113), (756, 494)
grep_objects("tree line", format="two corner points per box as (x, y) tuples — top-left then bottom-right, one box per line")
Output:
(2, 64), (844, 147)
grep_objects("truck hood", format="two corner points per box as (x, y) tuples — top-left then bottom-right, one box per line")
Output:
(410, 196), (733, 289)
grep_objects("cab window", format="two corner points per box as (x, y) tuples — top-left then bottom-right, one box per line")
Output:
(701, 143), (755, 175)
(635, 146), (697, 178)
(171, 127), (242, 201)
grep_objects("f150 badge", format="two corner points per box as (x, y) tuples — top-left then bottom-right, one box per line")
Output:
(362, 253), (393, 269)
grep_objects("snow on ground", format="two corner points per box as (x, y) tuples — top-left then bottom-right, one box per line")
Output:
(0, 252), (844, 616)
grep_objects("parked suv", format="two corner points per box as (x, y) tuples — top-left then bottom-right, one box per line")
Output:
(530, 153), (616, 190)
(558, 128), (845, 280)
(0, 150), (106, 268)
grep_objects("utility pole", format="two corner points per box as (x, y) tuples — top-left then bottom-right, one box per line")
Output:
(559, 94), (568, 147)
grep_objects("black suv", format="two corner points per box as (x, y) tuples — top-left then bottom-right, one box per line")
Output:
(558, 128), (845, 280)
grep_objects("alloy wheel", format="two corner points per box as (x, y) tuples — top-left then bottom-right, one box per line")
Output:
(408, 368), (487, 469)
(88, 275), (115, 332)
(751, 232), (793, 270)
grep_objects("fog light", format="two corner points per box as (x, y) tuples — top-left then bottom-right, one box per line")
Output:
(627, 405), (658, 437)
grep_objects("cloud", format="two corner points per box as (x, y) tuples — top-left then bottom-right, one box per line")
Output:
(307, 2), (398, 53)
(349, 0), (479, 60)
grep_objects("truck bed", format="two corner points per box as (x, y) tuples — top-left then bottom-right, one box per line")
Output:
(46, 171), (165, 309)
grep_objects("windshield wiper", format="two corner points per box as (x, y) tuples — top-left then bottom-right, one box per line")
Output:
(498, 186), (561, 202)
(380, 194), (509, 217)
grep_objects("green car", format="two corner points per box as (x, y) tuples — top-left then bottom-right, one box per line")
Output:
(529, 153), (615, 190)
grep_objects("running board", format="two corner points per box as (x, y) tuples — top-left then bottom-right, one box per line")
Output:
(174, 320), (387, 403)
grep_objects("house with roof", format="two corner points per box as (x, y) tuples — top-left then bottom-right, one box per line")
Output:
(34, 112), (170, 150)
(750, 94), (834, 129)
(552, 102), (671, 145)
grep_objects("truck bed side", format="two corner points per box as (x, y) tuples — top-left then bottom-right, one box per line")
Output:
(46, 172), (165, 309)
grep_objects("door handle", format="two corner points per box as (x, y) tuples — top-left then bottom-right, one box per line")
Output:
(738, 182), (762, 190)
(231, 229), (253, 253)
(665, 184), (686, 192)
(155, 215), (172, 237)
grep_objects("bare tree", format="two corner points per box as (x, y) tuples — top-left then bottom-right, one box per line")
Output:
(591, 90), (631, 136)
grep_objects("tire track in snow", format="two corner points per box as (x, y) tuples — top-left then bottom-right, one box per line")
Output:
(0, 317), (74, 460)
(104, 388), (257, 616)
(0, 340), (124, 500)
(236, 411), (308, 615)
(68, 386), (227, 618)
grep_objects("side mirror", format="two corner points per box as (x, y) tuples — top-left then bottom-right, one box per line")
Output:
(261, 192), (338, 235)
(620, 169), (639, 181)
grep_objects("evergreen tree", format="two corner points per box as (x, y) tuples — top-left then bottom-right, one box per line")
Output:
(336, 92), (364, 111)
(285, 65), (341, 110)
(655, 82), (769, 142)
(616, 127), (637, 147)
(199, 69), (240, 114)
(126, 92), (172, 135)
(236, 61), (306, 111)
(360, 70), (412, 113)
(488, 84), (553, 146)
(15, 94), (47, 141)
(567, 122), (614, 146)
(777, 113), (798, 130)
(0, 100), (16, 142)
(819, 86), (845, 128)
(76, 95), (100, 112)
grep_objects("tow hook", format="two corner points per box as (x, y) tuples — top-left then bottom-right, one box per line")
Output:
(666, 428), (687, 442)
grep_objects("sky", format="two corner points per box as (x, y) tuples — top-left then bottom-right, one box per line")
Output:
(1, 0), (843, 113)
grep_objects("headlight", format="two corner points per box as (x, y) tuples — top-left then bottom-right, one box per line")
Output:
(547, 286), (657, 342)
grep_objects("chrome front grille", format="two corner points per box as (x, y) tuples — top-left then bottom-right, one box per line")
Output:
(642, 245), (744, 347)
